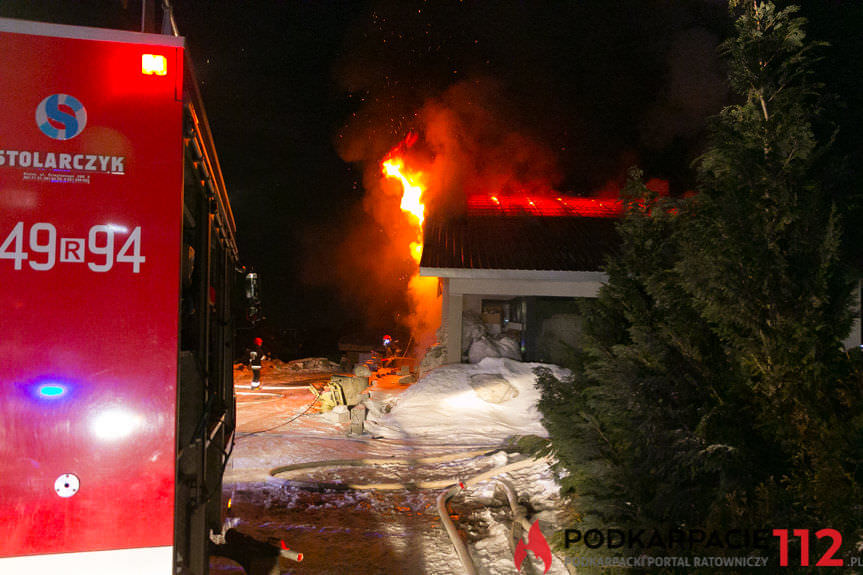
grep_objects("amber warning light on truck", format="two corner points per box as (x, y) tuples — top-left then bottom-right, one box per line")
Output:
(142, 53), (167, 76)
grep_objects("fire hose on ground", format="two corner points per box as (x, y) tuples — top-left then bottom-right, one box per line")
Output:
(269, 449), (552, 574)
(434, 456), (551, 575)
(209, 522), (304, 575)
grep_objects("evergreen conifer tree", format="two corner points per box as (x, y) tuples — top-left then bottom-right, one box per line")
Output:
(678, 1), (861, 530)
(538, 2), (863, 564)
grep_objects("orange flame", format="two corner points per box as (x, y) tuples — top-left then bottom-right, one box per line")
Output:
(409, 241), (423, 263)
(382, 157), (425, 226)
(379, 140), (441, 352)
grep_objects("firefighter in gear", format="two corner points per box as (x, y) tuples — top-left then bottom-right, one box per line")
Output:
(382, 334), (401, 358)
(250, 337), (263, 389)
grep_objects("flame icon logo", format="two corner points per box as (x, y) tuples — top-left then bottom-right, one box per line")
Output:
(514, 520), (552, 574)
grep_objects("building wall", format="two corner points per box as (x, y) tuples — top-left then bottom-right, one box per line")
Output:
(435, 272), (606, 364)
(436, 275), (863, 364)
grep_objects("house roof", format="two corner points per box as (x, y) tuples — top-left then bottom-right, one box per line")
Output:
(419, 215), (619, 273)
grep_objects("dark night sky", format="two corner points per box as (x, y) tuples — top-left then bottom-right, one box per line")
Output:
(173, 0), (734, 355)
(2, 1), (861, 357)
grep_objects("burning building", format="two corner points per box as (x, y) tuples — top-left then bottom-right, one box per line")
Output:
(420, 195), (622, 365)
(332, 80), (671, 365)
(379, 134), (649, 366)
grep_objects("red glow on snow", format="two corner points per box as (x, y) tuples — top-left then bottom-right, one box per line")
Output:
(466, 177), (670, 217)
(467, 194), (623, 217)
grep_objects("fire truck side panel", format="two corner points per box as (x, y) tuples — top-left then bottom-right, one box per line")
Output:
(0, 18), (184, 568)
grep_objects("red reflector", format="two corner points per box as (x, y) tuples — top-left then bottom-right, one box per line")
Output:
(142, 53), (168, 76)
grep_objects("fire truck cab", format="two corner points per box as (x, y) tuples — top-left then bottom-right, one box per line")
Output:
(0, 16), (239, 575)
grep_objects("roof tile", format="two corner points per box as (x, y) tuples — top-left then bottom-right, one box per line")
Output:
(420, 215), (619, 272)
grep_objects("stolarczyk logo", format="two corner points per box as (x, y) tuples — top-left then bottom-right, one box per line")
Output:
(515, 520), (552, 574)
(36, 94), (87, 140)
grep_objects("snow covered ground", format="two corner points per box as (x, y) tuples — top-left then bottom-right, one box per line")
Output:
(215, 358), (571, 575)
(364, 358), (570, 444)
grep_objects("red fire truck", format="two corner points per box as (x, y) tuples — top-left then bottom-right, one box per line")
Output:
(0, 16), (244, 574)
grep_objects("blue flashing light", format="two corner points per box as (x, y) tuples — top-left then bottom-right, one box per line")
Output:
(38, 383), (67, 398)
(21, 377), (78, 403)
